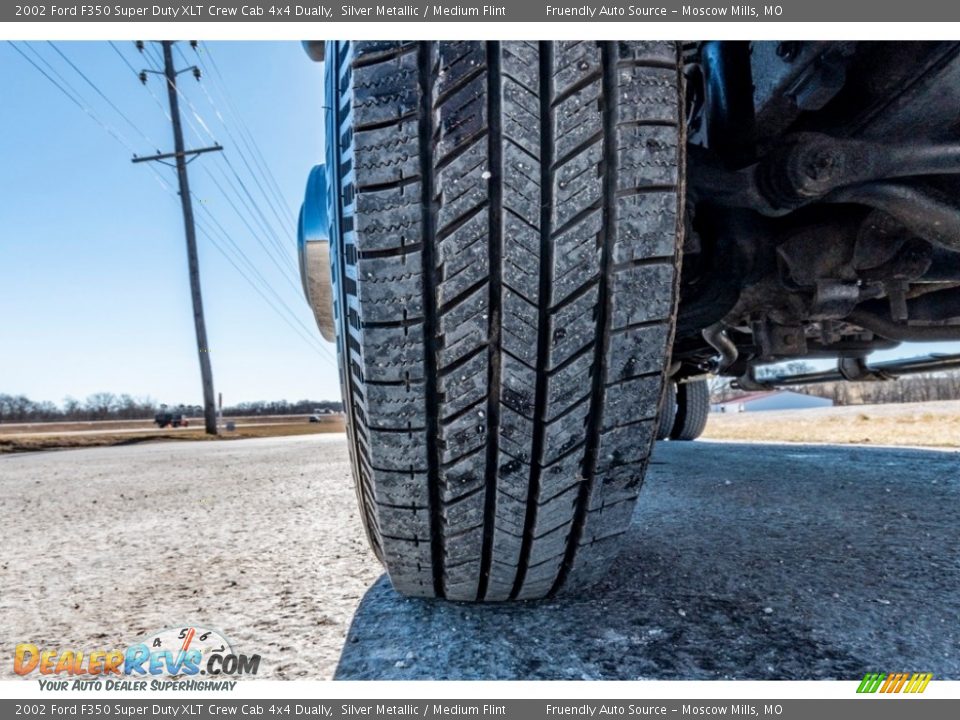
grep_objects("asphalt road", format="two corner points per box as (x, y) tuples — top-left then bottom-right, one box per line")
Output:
(1, 435), (957, 680)
(336, 441), (960, 680)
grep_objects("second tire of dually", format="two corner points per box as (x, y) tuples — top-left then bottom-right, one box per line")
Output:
(325, 41), (685, 601)
(656, 382), (677, 441)
(670, 379), (710, 441)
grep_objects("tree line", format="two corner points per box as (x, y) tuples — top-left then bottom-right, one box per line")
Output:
(0, 393), (343, 424)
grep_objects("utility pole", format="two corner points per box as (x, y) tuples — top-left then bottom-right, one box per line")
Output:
(133, 41), (222, 436)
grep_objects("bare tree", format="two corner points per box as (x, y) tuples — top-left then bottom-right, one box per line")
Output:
(84, 392), (118, 421)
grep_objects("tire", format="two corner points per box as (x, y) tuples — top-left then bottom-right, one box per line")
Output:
(656, 382), (676, 441)
(326, 41), (685, 601)
(670, 379), (710, 441)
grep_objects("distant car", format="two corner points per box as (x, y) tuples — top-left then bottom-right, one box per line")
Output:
(154, 412), (187, 429)
(308, 414), (321, 423)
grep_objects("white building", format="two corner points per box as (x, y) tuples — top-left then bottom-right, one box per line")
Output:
(712, 390), (834, 413)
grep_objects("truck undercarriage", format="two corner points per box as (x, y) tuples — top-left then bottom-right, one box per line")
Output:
(676, 41), (960, 389)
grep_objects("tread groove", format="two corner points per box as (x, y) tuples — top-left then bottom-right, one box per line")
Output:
(551, 41), (618, 597)
(433, 64), (488, 108)
(355, 112), (418, 133)
(353, 43), (418, 68)
(477, 42), (503, 602)
(552, 70), (602, 108)
(434, 129), (490, 172)
(552, 131), (604, 172)
(418, 41), (446, 599)
(551, 198), (604, 240)
(511, 41), (554, 599)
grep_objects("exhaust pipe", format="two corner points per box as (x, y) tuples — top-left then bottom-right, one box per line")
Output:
(762, 352), (960, 386)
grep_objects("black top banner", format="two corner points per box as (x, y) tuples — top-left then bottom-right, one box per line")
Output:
(1, 701), (960, 720)
(4, 1), (960, 22)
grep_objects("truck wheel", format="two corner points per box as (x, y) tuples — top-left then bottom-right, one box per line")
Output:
(670, 379), (710, 441)
(325, 41), (685, 601)
(656, 382), (676, 441)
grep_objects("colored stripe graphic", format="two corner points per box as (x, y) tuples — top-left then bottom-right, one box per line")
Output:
(906, 673), (934, 693)
(857, 672), (932, 693)
(880, 673), (898, 693)
(857, 673), (886, 693)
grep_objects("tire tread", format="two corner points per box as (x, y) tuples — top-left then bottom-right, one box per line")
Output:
(329, 40), (684, 601)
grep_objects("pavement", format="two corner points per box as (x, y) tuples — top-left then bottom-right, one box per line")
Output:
(335, 441), (960, 680)
(1, 435), (957, 681)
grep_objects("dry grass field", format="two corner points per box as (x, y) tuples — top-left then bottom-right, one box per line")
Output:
(0, 414), (345, 453)
(4, 401), (957, 454)
(702, 399), (960, 448)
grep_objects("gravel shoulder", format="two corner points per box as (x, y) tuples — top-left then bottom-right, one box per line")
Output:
(0, 434), (378, 680)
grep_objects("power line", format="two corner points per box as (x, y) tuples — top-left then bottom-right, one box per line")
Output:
(196, 42), (299, 224)
(7, 41), (136, 153)
(214, 155), (299, 275)
(159, 76), (210, 146)
(196, 41), (297, 221)
(141, 41), (164, 73)
(136, 49), (303, 278)
(132, 44), (312, 333)
(201, 165), (301, 287)
(132, 170), (334, 365)
(141, 48), (332, 365)
(109, 39), (140, 75)
(10, 42), (170, 198)
(148, 50), (299, 278)
(131, 41), (210, 147)
(161, 43), (301, 290)
(48, 41), (159, 151)
(186, 67), (300, 264)
(9, 40), (334, 369)
(172, 81), (218, 142)
(195, 219), (336, 364)
(217, 115), (295, 237)
(109, 40), (171, 122)
(198, 213), (334, 359)
(195, 73), (294, 225)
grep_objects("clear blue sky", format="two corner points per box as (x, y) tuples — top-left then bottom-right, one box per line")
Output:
(1, 41), (342, 407)
(0, 41), (955, 409)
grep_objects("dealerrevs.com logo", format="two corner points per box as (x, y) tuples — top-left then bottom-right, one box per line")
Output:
(15, 627), (260, 690)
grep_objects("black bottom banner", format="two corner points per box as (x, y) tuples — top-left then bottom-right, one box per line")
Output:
(4, 700), (959, 720)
